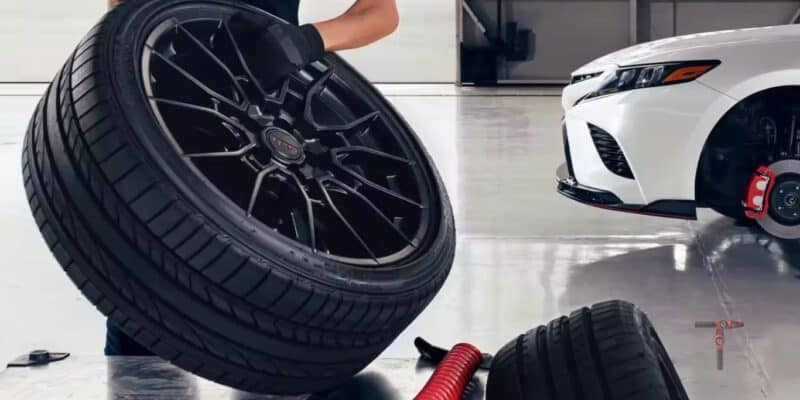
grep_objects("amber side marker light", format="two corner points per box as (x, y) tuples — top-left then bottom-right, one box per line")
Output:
(663, 64), (717, 84)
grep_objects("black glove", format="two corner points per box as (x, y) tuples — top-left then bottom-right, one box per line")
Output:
(228, 12), (326, 88)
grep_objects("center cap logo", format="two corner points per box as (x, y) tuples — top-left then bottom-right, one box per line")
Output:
(264, 128), (304, 164)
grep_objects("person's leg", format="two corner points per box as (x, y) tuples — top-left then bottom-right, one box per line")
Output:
(104, 319), (155, 356)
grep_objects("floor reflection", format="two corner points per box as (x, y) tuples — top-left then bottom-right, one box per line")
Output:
(107, 356), (200, 399)
(105, 356), (433, 400)
(232, 372), (398, 400)
(693, 216), (800, 277)
(690, 216), (800, 399)
(307, 373), (398, 400)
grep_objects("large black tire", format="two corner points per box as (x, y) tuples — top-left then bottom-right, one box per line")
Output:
(486, 300), (688, 400)
(22, 0), (454, 394)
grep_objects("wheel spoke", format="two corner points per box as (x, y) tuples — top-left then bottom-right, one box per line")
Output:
(149, 97), (255, 142)
(301, 67), (383, 133)
(222, 22), (270, 100)
(184, 143), (255, 159)
(277, 166), (317, 251)
(317, 179), (378, 263)
(264, 78), (292, 105)
(303, 69), (334, 129)
(175, 24), (247, 101)
(146, 45), (245, 112)
(247, 164), (279, 215)
(317, 111), (381, 134)
(326, 177), (415, 247)
(287, 211), (303, 240)
(332, 162), (423, 208)
(333, 146), (414, 165)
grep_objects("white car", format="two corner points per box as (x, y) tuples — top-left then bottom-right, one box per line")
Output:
(557, 25), (800, 239)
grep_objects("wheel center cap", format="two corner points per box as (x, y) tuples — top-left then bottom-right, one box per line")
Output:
(263, 128), (305, 164)
(785, 192), (798, 207)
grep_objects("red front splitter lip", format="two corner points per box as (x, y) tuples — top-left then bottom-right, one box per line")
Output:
(556, 163), (697, 220)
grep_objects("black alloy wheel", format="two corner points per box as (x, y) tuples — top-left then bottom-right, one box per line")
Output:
(23, 0), (455, 394)
(142, 15), (436, 265)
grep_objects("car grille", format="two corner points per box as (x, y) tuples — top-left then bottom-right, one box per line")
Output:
(563, 122), (575, 178)
(588, 124), (634, 179)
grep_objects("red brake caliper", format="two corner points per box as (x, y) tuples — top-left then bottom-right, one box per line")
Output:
(742, 166), (777, 220)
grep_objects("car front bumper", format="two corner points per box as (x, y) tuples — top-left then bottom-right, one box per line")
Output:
(555, 80), (740, 220)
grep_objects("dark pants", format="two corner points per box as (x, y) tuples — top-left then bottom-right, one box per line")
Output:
(104, 0), (300, 357)
(104, 319), (154, 356)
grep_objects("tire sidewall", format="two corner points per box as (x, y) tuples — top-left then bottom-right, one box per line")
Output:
(101, 0), (455, 294)
(640, 312), (689, 400)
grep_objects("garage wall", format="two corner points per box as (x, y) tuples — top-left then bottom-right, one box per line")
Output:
(0, 2), (106, 82)
(649, 1), (800, 40)
(0, 1), (457, 83)
(464, 0), (632, 82)
(463, 0), (800, 83)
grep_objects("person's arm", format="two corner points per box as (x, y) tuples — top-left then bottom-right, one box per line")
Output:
(312, 0), (399, 51)
(108, 0), (399, 51)
(108, 0), (398, 86)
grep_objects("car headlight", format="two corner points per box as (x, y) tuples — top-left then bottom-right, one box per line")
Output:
(581, 60), (720, 102)
(570, 72), (602, 84)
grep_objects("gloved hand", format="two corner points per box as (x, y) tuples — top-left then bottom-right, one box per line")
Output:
(229, 12), (326, 89)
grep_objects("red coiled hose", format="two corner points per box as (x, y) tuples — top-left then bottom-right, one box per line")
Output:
(414, 343), (483, 400)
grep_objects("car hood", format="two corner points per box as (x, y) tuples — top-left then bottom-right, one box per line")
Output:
(573, 24), (800, 75)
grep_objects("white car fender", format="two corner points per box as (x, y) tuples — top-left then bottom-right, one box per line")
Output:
(709, 69), (800, 102)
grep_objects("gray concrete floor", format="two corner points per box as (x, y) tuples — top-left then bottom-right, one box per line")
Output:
(1, 84), (798, 399)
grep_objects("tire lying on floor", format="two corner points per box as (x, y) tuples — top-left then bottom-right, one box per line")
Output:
(487, 300), (689, 400)
(23, 0), (454, 394)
